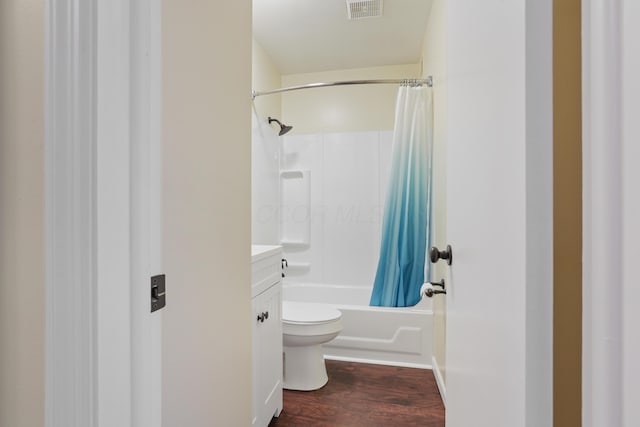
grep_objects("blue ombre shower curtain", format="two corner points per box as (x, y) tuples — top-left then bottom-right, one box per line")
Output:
(370, 84), (433, 307)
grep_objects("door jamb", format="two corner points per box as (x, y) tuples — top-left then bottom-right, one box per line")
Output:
(45, 1), (161, 426)
(581, 0), (628, 425)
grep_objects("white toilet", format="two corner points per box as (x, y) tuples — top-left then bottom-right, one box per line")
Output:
(282, 301), (343, 391)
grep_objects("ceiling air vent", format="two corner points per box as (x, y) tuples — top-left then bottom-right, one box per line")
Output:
(346, 0), (383, 20)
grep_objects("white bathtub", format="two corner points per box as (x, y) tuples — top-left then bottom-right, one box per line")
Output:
(283, 282), (433, 369)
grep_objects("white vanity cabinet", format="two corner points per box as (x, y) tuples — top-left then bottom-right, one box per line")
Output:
(251, 245), (283, 427)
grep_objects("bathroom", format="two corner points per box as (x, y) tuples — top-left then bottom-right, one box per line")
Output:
(251, 0), (447, 424)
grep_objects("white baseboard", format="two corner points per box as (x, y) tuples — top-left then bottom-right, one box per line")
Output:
(325, 355), (432, 370)
(432, 355), (446, 407)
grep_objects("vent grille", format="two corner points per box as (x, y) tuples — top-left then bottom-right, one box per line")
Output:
(346, 0), (383, 20)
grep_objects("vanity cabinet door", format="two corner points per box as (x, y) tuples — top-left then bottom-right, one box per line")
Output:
(251, 296), (260, 427)
(252, 281), (283, 427)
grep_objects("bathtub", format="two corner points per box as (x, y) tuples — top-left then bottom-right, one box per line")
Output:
(283, 282), (433, 369)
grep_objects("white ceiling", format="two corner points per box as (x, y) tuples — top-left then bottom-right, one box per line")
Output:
(253, 0), (434, 75)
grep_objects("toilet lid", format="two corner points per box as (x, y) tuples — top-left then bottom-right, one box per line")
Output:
(282, 301), (342, 325)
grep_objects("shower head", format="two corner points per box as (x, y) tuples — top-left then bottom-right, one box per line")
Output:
(268, 117), (293, 136)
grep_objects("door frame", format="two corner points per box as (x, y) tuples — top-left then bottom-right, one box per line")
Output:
(582, 0), (640, 425)
(46, 0), (640, 425)
(44, 1), (162, 426)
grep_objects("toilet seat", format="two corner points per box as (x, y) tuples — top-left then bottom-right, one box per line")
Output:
(282, 301), (342, 325)
(282, 301), (343, 339)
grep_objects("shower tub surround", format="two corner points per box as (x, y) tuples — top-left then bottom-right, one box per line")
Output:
(278, 130), (433, 368)
(279, 130), (393, 286)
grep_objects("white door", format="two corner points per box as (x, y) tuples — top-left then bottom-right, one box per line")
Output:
(444, 1), (553, 426)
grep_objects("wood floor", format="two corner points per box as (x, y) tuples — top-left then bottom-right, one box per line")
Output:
(269, 360), (445, 427)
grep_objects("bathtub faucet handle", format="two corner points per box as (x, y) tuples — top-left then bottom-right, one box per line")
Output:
(430, 279), (445, 289)
(424, 279), (446, 298)
(425, 288), (447, 297)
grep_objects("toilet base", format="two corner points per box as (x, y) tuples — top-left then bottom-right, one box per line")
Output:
(283, 344), (328, 391)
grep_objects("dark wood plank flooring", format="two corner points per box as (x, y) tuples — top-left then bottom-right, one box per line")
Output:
(270, 360), (445, 427)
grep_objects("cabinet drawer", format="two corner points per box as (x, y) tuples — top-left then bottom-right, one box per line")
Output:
(251, 253), (281, 298)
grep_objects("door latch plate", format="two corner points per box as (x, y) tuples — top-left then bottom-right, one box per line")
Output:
(151, 274), (166, 313)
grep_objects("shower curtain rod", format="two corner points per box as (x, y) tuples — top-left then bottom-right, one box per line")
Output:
(251, 76), (433, 99)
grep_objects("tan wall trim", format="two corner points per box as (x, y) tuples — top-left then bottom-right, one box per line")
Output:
(553, 0), (582, 425)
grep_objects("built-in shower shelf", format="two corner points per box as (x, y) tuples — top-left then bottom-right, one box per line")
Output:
(280, 170), (306, 178)
(286, 262), (311, 272)
(280, 169), (311, 246)
(279, 240), (310, 248)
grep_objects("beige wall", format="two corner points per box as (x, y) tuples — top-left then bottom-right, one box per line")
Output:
(252, 38), (282, 122)
(0, 1), (46, 426)
(422, 0), (447, 386)
(281, 64), (420, 134)
(161, 0), (253, 425)
(251, 39), (281, 245)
